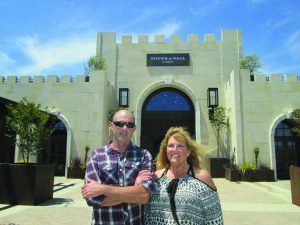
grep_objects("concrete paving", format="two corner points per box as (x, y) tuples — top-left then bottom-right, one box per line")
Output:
(0, 177), (300, 225)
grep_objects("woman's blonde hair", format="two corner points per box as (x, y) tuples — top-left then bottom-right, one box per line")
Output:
(155, 127), (206, 170)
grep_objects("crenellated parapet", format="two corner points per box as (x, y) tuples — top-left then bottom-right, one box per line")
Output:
(99, 30), (240, 45)
(254, 74), (300, 83)
(244, 73), (300, 83)
(121, 33), (221, 44)
(121, 34), (216, 44)
(0, 75), (90, 84)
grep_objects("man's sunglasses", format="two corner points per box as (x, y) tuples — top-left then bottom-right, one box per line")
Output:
(113, 121), (135, 128)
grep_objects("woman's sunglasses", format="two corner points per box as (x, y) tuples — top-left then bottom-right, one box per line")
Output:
(113, 121), (135, 128)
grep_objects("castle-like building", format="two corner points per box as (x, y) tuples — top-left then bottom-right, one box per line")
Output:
(1, 30), (299, 179)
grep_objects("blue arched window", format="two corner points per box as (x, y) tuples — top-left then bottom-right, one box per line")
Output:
(144, 89), (193, 111)
(53, 120), (66, 130)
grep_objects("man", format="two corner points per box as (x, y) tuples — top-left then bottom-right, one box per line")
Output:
(81, 109), (153, 225)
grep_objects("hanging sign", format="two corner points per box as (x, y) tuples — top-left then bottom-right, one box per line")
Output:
(147, 53), (190, 66)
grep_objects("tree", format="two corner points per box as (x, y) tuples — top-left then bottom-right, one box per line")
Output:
(5, 97), (52, 163)
(290, 109), (300, 136)
(239, 54), (261, 75)
(85, 56), (107, 74)
(209, 106), (229, 158)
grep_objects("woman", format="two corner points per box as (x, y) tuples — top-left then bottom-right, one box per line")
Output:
(143, 127), (223, 225)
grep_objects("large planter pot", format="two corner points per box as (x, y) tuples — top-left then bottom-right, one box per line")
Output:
(254, 169), (275, 182)
(209, 158), (230, 178)
(225, 167), (240, 181)
(67, 167), (85, 179)
(289, 166), (300, 206)
(0, 163), (55, 205)
(240, 169), (275, 182)
(241, 170), (256, 182)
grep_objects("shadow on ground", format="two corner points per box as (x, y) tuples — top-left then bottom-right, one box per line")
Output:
(39, 197), (74, 206)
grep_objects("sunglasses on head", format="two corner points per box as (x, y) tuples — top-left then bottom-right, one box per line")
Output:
(113, 121), (135, 128)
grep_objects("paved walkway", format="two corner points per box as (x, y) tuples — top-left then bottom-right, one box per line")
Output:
(0, 178), (299, 225)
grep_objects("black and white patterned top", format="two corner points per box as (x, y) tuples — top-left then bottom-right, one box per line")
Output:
(143, 167), (223, 225)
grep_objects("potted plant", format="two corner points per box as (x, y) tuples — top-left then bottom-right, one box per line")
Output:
(240, 163), (256, 182)
(289, 109), (300, 206)
(239, 53), (261, 81)
(225, 148), (240, 181)
(209, 106), (230, 178)
(290, 166), (300, 206)
(239, 147), (275, 182)
(84, 55), (107, 76)
(255, 164), (275, 182)
(67, 146), (90, 179)
(67, 158), (86, 179)
(0, 97), (55, 205)
(252, 147), (275, 181)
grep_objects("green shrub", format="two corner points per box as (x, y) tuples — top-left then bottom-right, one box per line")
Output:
(240, 163), (256, 175)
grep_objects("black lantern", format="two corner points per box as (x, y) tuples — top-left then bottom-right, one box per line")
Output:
(207, 88), (218, 120)
(119, 88), (129, 107)
(207, 88), (218, 108)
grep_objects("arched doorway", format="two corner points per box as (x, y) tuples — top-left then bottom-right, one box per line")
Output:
(275, 120), (300, 179)
(40, 118), (67, 176)
(141, 88), (195, 159)
(0, 97), (16, 163)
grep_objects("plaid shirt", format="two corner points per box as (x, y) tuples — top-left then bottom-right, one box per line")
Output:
(85, 141), (153, 225)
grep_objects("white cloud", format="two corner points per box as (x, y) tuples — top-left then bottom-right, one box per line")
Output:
(248, 0), (269, 3)
(118, 22), (181, 43)
(262, 9), (298, 31)
(188, 0), (223, 16)
(132, 6), (173, 24)
(15, 34), (96, 74)
(286, 30), (300, 56)
(261, 63), (300, 75)
(150, 22), (181, 39)
(0, 51), (15, 74)
(264, 16), (291, 30)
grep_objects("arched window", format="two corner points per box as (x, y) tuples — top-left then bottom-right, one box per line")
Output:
(141, 88), (195, 158)
(143, 88), (193, 111)
(53, 120), (66, 130)
(275, 120), (299, 179)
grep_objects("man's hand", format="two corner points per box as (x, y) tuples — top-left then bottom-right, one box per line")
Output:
(82, 176), (151, 204)
(81, 177), (105, 199)
(134, 170), (153, 185)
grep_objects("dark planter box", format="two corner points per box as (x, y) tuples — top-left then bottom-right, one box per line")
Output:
(241, 170), (256, 182)
(254, 169), (275, 182)
(0, 163), (55, 205)
(225, 167), (240, 181)
(209, 158), (230, 178)
(289, 166), (300, 206)
(67, 167), (85, 179)
(241, 169), (275, 182)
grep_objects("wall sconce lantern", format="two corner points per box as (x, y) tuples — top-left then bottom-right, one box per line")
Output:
(207, 88), (218, 119)
(119, 88), (129, 107)
(207, 88), (218, 108)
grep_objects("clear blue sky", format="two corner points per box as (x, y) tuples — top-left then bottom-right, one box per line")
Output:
(0, 0), (299, 76)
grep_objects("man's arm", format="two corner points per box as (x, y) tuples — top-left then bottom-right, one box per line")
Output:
(101, 197), (122, 206)
(82, 178), (150, 205)
(84, 149), (119, 207)
(103, 184), (150, 204)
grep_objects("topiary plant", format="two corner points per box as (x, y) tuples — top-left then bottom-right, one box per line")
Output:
(5, 97), (52, 163)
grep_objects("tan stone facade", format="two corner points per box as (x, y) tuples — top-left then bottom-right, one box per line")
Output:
(1, 29), (299, 178)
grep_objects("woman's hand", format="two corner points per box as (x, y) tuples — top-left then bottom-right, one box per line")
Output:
(134, 170), (153, 185)
(82, 177), (105, 198)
